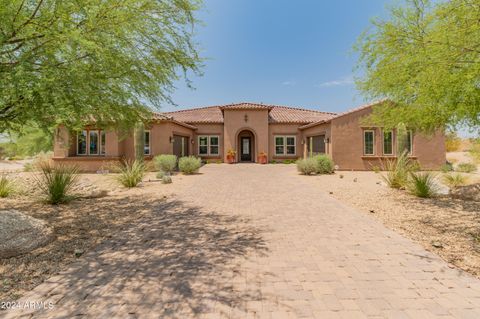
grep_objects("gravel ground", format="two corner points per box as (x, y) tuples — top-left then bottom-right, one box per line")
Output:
(303, 170), (480, 278)
(0, 172), (184, 301)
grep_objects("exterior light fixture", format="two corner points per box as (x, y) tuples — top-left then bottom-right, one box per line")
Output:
(244, 114), (248, 122)
(169, 136), (173, 143)
(324, 138), (330, 143)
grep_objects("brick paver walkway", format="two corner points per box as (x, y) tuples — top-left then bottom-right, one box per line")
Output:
(4, 164), (480, 318)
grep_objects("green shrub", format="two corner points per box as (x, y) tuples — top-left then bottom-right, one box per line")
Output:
(371, 165), (381, 173)
(442, 173), (469, 188)
(154, 154), (177, 173)
(456, 162), (477, 173)
(407, 172), (439, 198)
(440, 163), (453, 173)
(381, 151), (413, 189)
(35, 163), (80, 204)
(162, 175), (172, 184)
(0, 175), (15, 198)
(115, 160), (146, 187)
(313, 155), (334, 174)
(445, 131), (461, 152)
(178, 156), (201, 174)
(296, 158), (317, 175)
(216, 160), (223, 164)
(156, 170), (166, 179)
(283, 159), (297, 164)
(270, 160), (277, 164)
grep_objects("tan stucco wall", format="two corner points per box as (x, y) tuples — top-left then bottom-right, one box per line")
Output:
(268, 124), (303, 161)
(223, 110), (269, 162)
(330, 107), (446, 170)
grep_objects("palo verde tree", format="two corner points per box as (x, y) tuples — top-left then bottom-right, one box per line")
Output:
(355, 0), (480, 133)
(0, 0), (202, 132)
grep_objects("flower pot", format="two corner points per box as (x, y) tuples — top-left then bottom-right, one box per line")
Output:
(258, 155), (267, 164)
(226, 155), (235, 164)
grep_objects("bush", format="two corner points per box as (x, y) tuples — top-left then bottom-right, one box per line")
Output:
(0, 175), (15, 198)
(178, 156), (201, 174)
(381, 151), (413, 189)
(156, 170), (166, 179)
(162, 175), (172, 184)
(35, 163), (79, 204)
(440, 163), (453, 173)
(115, 160), (146, 187)
(442, 173), (469, 188)
(407, 172), (439, 198)
(456, 162), (477, 173)
(296, 158), (317, 175)
(154, 154), (177, 173)
(313, 155), (334, 174)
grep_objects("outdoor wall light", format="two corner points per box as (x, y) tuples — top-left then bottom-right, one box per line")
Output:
(324, 138), (330, 143)
(244, 114), (248, 122)
(169, 136), (173, 143)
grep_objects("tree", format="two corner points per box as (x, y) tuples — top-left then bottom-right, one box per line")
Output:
(355, 0), (480, 132)
(0, 0), (202, 132)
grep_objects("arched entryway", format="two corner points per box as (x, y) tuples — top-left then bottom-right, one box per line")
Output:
(237, 129), (256, 162)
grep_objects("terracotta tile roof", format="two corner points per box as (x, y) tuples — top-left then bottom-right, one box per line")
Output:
(151, 113), (172, 120)
(151, 112), (198, 130)
(298, 100), (386, 130)
(268, 106), (335, 124)
(163, 106), (224, 123)
(163, 103), (336, 124)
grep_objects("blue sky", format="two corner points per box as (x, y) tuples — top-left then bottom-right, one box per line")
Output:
(163, 0), (390, 113)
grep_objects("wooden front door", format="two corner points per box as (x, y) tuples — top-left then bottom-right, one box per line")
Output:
(240, 137), (252, 162)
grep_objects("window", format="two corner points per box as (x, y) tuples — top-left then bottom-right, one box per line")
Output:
(275, 135), (296, 156)
(77, 130), (87, 155)
(76, 129), (106, 156)
(198, 135), (219, 156)
(142, 130), (150, 155)
(397, 130), (413, 155)
(383, 130), (393, 155)
(100, 131), (106, 155)
(363, 130), (375, 155)
(406, 130), (413, 154)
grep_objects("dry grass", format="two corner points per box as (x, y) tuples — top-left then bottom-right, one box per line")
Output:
(305, 171), (480, 278)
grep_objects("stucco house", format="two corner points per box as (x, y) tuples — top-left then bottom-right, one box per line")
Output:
(53, 101), (446, 171)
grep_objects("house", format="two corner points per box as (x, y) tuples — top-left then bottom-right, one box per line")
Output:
(53, 101), (446, 171)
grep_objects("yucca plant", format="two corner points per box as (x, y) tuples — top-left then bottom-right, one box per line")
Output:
(407, 172), (439, 198)
(35, 163), (80, 204)
(381, 151), (413, 189)
(442, 173), (469, 188)
(115, 160), (146, 187)
(0, 175), (15, 198)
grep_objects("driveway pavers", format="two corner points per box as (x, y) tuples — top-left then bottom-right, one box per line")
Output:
(4, 164), (480, 318)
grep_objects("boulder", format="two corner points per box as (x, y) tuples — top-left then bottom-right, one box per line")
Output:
(450, 183), (480, 202)
(0, 210), (54, 258)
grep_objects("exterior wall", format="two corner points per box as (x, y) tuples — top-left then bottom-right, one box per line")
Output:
(193, 123), (224, 160)
(330, 107), (445, 170)
(223, 110), (269, 162)
(301, 123), (332, 159)
(268, 124), (303, 161)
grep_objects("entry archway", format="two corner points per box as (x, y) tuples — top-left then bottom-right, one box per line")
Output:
(236, 129), (256, 162)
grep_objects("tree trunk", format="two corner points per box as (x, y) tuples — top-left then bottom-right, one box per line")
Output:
(133, 122), (145, 162)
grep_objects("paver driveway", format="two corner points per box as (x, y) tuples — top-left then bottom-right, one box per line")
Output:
(4, 164), (480, 318)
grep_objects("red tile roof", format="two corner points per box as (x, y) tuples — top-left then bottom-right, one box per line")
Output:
(162, 102), (336, 124)
(298, 100), (386, 130)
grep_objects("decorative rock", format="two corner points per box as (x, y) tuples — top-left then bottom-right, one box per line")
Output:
(162, 175), (172, 184)
(432, 242), (443, 248)
(339, 174), (344, 179)
(369, 210), (375, 214)
(353, 178), (358, 182)
(450, 183), (480, 201)
(0, 210), (54, 258)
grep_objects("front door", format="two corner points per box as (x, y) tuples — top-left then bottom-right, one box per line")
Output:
(173, 135), (188, 158)
(240, 137), (252, 162)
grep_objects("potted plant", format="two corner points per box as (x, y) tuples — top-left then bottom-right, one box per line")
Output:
(226, 149), (236, 164)
(258, 151), (268, 164)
